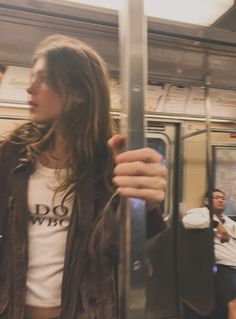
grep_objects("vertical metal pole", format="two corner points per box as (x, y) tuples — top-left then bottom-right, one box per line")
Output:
(203, 60), (216, 313)
(203, 54), (215, 229)
(118, 0), (147, 319)
(205, 76), (213, 193)
(204, 56), (214, 219)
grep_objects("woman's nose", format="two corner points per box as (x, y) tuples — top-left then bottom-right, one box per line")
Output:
(27, 84), (32, 94)
(27, 81), (36, 95)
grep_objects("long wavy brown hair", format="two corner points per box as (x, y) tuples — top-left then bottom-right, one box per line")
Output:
(9, 34), (115, 205)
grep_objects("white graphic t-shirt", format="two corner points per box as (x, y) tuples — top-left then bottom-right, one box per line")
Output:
(26, 160), (74, 307)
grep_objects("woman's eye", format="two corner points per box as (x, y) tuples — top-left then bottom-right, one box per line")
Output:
(29, 72), (48, 86)
(38, 74), (47, 83)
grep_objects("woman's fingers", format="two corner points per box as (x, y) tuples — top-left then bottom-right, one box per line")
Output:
(110, 146), (167, 207)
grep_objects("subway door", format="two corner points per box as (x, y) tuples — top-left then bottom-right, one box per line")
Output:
(146, 120), (180, 319)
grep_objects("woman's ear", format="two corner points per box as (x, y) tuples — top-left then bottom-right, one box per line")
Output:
(72, 91), (85, 104)
(75, 95), (85, 104)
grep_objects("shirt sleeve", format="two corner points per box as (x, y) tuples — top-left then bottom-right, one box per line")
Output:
(224, 215), (236, 238)
(182, 207), (210, 229)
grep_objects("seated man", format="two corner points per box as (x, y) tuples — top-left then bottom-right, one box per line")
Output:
(182, 189), (236, 319)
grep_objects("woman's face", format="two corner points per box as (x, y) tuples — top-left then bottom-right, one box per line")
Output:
(27, 58), (62, 123)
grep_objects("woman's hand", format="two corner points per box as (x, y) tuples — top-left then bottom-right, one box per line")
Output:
(108, 134), (167, 210)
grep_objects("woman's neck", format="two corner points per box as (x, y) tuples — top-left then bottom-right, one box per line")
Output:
(39, 133), (68, 169)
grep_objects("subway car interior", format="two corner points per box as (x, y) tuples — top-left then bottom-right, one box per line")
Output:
(1, 0), (236, 318)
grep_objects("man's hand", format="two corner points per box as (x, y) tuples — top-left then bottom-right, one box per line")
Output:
(216, 224), (230, 243)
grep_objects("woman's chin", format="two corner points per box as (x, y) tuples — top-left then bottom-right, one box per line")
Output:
(29, 116), (56, 129)
(29, 113), (48, 123)
(29, 115), (42, 123)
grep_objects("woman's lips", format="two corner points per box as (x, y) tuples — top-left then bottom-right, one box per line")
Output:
(28, 101), (38, 109)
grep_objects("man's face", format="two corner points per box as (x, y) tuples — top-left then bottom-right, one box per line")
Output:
(212, 191), (226, 213)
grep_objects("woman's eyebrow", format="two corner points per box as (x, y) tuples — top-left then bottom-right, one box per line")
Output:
(30, 69), (45, 80)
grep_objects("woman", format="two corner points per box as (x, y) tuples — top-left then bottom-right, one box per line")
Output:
(0, 34), (166, 319)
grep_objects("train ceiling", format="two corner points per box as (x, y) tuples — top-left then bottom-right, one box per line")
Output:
(58, 0), (234, 27)
(213, 4), (236, 31)
(1, 0), (236, 89)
